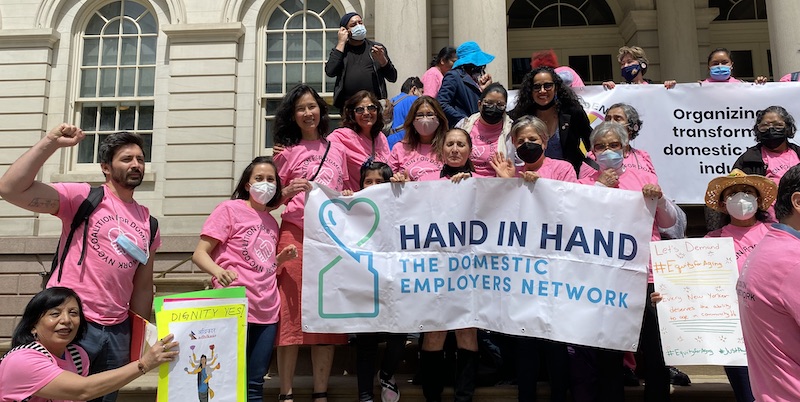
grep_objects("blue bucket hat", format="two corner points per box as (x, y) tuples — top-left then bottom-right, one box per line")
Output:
(452, 41), (495, 69)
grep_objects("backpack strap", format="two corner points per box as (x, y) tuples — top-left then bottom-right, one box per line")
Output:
(792, 72), (800, 81)
(49, 186), (105, 283)
(66, 344), (84, 374)
(149, 215), (159, 249)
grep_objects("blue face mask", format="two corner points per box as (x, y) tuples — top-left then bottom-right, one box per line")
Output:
(621, 64), (641, 83)
(115, 234), (149, 265)
(709, 65), (732, 81)
(597, 149), (624, 171)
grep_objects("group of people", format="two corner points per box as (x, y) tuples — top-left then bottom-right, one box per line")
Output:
(1, 10), (799, 402)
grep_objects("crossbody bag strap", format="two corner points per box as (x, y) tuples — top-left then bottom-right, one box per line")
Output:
(310, 141), (332, 181)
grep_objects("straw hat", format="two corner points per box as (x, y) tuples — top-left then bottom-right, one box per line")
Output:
(704, 169), (777, 213)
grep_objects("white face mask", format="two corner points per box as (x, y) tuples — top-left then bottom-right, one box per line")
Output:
(725, 192), (758, 220)
(350, 24), (367, 41)
(249, 181), (277, 205)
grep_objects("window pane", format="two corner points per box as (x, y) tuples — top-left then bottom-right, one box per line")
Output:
(267, 10), (288, 29)
(83, 38), (100, 66)
(140, 37), (156, 64)
(138, 67), (155, 96)
(287, 15), (303, 29)
(141, 134), (152, 162)
(265, 120), (274, 148)
(561, 8), (588, 26)
(306, 63), (323, 92)
(80, 69), (98, 97)
(325, 33), (336, 56)
(119, 68), (136, 96)
(121, 37), (138, 65)
(306, 14), (322, 29)
(77, 135), (96, 163)
(266, 34), (283, 61)
(321, 8), (341, 27)
(86, 15), (105, 35)
(100, 106), (116, 130)
(282, 0), (303, 14)
(119, 104), (136, 130)
(266, 65), (283, 93)
(125, 1), (146, 19)
(591, 54), (613, 82)
(307, 32), (322, 59)
(122, 19), (138, 34)
(100, 69), (117, 97)
(139, 12), (157, 33)
(569, 55), (590, 82)
(81, 106), (98, 130)
(286, 32), (303, 61)
(308, 0), (329, 14)
(286, 63), (302, 88)
(105, 20), (120, 35)
(266, 99), (282, 114)
(99, 2), (122, 19)
(325, 74), (335, 93)
(102, 38), (119, 65)
(731, 50), (755, 78)
(139, 105), (154, 129)
(511, 57), (532, 88)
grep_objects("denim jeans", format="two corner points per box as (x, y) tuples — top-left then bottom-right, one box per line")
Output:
(247, 323), (278, 402)
(78, 318), (132, 402)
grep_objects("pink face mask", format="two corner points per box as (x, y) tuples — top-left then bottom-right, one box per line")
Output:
(413, 118), (440, 136)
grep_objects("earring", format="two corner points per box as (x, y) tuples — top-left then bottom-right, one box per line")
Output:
(32, 331), (38, 341)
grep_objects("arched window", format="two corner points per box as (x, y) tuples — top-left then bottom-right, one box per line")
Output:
(508, 0), (615, 29)
(710, 0), (767, 21)
(76, 0), (157, 164)
(262, 0), (342, 148)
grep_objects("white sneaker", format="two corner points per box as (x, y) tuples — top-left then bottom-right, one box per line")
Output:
(380, 376), (400, 402)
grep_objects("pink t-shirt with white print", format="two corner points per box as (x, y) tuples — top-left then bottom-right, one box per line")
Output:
(201, 199), (281, 324)
(274, 139), (348, 228)
(327, 128), (390, 191)
(705, 221), (769, 274)
(761, 146), (800, 186)
(469, 119), (503, 178)
(389, 142), (443, 182)
(515, 157), (577, 183)
(48, 183), (161, 326)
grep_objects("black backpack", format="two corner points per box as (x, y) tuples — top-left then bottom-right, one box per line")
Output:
(44, 186), (158, 287)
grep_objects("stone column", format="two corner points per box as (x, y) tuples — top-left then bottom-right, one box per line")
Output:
(656, 0), (700, 83)
(451, 0), (509, 87)
(766, 0), (800, 79)
(374, 1), (429, 97)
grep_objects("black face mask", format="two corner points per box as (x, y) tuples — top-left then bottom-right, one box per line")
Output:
(534, 98), (556, 110)
(516, 142), (544, 164)
(759, 127), (788, 150)
(480, 105), (504, 125)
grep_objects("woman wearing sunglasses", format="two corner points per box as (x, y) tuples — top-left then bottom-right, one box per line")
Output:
(328, 90), (391, 191)
(509, 66), (591, 174)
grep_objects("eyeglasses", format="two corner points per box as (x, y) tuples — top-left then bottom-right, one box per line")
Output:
(354, 104), (378, 114)
(532, 82), (555, 91)
(757, 122), (786, 131)
(592, 142), (623, 152)
(415, 113), (437, 120)
(481, 101), (506, 110)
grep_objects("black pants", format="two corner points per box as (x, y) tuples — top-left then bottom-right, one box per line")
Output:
(640, 282), (670, 402)
(356, 332), (406, 401)
(516, 337), (570, 402)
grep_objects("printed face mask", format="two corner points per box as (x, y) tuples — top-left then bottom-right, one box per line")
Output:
(350, 24), (367, 41)
(621, 64), (641, 83)
(250, 181), (277, 205)
(516, 142), (544, 164)
(115, 234), (149, 265)
(709, 65), (732, 81)
(725, 192), (757, 220)
(596, 149), (624, 171)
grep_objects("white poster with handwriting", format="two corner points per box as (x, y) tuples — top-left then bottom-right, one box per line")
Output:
(651, 238), (746, 366)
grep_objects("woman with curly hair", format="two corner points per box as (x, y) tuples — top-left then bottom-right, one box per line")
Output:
(271, 84), (350, 402)
(328, 90), (391, 191)
(509, 66), (591, 173)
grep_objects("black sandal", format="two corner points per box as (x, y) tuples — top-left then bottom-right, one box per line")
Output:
(311, 392), (328, 401)
(279, 394), (293, 401)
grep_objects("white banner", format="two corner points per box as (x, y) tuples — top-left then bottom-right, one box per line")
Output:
(302, 178), (657, 351)
(651, 238), (746, 366)
(509, 83), (800, 204)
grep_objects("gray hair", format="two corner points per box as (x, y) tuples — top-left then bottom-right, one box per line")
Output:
(510, 115), (550, 143)
(590, 121), (629, 148)
(607, 103), (643, 139)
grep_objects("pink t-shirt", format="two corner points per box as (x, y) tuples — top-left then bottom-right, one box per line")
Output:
(579, 148), (656, 179)
(389, 143), (443, 182)
(274, 139), (348, 228)
(761, 146), (800, 186)
(738, 225), (800, 401)
(0, 344), (90, 402)
(421, 66), (444, 97)
(469, 119), (503, 178)
(327, 128), (390, 191)
(705, 221), (769, 273)
(516, 157), (577, 183)
(201, 199), (281, 324)
(48, 183), (161, 325)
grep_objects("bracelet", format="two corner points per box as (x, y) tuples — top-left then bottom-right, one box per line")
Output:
(137, 360), (148, 375)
